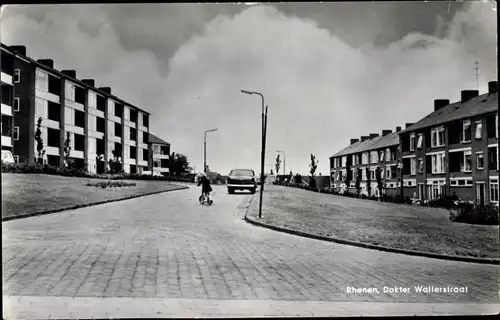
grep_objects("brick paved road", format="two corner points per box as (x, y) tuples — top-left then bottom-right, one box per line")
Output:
(2, 185), (499, 316)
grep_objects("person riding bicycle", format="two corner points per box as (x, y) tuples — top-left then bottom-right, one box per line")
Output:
(197, 172), (213, 202)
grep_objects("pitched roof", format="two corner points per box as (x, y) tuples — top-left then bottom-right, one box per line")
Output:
(149, 133), (170, 145)
(331, 131), (399, 158)
(399, 92), (497, 134)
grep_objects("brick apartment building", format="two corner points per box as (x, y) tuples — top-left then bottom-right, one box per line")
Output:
(148, 133), (170, 175)
(330, 126), (405, 197)
(0, 43), (171, 175)
(399, 82), (498, 204)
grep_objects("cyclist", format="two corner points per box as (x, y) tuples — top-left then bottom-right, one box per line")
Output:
(197, 172), (213, 203)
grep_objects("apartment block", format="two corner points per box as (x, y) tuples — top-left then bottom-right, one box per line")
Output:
(330, 127), (403, 197)
(2, 43), (151, 174)
(1, 45), (15, 157)
(148, 133), (170, 175)
(399, 82), (498, 204)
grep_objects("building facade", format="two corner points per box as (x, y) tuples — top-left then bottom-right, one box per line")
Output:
(2, 43), (151, 174)
(399, 83), (498, 204)
(148, 133), (170, 175)
(1, 45), (15, 156)
(330, 127), (404, 198)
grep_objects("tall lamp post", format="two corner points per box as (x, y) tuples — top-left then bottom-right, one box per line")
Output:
(204, 128), (218, 173)
(241, 89), (266, 219)
(276, 150), (286, 178)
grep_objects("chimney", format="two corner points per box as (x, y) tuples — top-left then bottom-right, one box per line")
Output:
(369, 133), (379, 139)
(350, 138), (359, 145)
(405, 123), (414, 129)
(434, 99), (450, 111)
(9, 45), (26, 56)
(460, 90), (479, 103)
(61, 70), (76, 79)
(99, 87), (111, 94)
(360, 136), (369, 142)
(396, 126), (402, 132)
(37, 59), (54, 69)
(382, 129), (392, 136)
(488, 81), (498, 94)
(81, 79), (95, 87)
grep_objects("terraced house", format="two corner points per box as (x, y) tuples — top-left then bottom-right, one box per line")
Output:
(330, 126), (406, 197)
(0, 43), (172, 175)
(399, 82), (498, 204)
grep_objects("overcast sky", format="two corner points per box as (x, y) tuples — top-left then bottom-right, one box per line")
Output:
(1, 2), (497, 175)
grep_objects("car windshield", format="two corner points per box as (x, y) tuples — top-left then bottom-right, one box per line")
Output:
(230, 170), (254, 177)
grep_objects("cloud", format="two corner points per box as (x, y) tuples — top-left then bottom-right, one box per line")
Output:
(0, 2), (496, 175)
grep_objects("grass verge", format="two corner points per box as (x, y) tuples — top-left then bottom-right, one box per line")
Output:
(247, 185), (499, 259)
(2, 173), (186, 219)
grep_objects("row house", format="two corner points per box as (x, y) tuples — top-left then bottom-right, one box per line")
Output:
(1, 43), (154, 174)
(1, 45), (15, 156)
(329, 126), (405, 197)
(148, 133), (171, 175)
(399, 82), (498, 204)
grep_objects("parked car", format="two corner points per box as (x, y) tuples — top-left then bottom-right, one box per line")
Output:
(227, 169), (257, 194)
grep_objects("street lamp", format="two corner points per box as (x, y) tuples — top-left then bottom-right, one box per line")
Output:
(276, 150), (286, 177)
(204, 128), (217, 173)
(241, 89), (266, 219)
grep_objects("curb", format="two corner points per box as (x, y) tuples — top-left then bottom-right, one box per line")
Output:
(2, 185), (189, 222)
(242, 199), (499, 265)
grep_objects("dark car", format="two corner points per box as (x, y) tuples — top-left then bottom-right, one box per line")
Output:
(227, 169), (257, 194)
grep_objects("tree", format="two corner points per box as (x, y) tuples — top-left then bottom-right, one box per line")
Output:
(375, 166), (384, 200)
(366, 168), (372, 197)
(63, 131), (73, 168)
(34, 117), (45, 164)
(275, 154), (281, 177)
(170, 153), (192, 176)
(355, 168), (362, 196)
(309, 153), (318, 191)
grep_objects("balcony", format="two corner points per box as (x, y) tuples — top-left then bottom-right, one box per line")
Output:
(1, 134), (12, 147)
(1, 72), (12, 85)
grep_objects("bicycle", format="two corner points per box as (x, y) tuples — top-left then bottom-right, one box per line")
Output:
(199, 192), (213, 205)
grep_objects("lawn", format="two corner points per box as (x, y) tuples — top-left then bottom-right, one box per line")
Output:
(248, 185), (499, 259)
(1, 173), (187, 219)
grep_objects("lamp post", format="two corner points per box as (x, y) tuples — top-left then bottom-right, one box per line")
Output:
(276, 150), (286, 178)
(241, 89), (266, 219)
(204, 128), (217, 173)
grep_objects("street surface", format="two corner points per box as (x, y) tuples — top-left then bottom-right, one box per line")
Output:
(2, 185), (499, 318)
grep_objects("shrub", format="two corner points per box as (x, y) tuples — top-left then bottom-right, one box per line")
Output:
(394, 195), (405, 204)
(428, 196), (456, 209)
(450, 203), (499, 225)
(86, 180), (137, 188)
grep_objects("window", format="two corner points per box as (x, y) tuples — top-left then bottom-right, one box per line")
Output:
(431, 126), (445, 148)
(418, 158), (424, 173)
(115, 103), (123, 118)
(352, 154), (357, 166)
(12, 97), (20, 112)
(463, 151), (472, 172)
(370, 169), (375, 180)
(450, 180), (458, 186)
(13, 155), (19, 163)
(130, 109), (138, 123)
(161, 159), (169, 168)
(341, 156), (347, 167)
(416, 134), (423, 148)
(386, 167), (391, 179)
(47, 102), (60, 122)
(410, 158), (417, 175)
(476, 152), (484, 170)
(14, 69), (20, 83)
(432, 153), (446, 174)
(74, 134), (85, 151)
(129, 146), (137, 159)
(370, 151), (378, 164)
(490, 180), (499, 202)
(35, 70), (48, 91)
(47, 128), (59, 147)
(475, 121), (482, 139)
(379, 151), (384, 162)
(362, 152), (369, 165)
(130, 127), (137, 141)
(488, 147), (498, 171)
(96, 117), (105, 133)
(410, 133), (416, 151)
(74, 110), (85, 128)
(154, 160), (160, 168)
(385, 148), (391, 162)
(462, 120), (471, 142)
(114, 122), (122, 138)
(143, 148), (148, 161)
(143, 114), (149, 127)
(13, 126), (19, 140)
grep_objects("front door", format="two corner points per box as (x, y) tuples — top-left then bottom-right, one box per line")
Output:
(418, 184), (425, 200)
(476, 182), (485, 206)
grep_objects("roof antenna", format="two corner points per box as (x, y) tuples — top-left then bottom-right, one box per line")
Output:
(475, 60), (479, 90)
